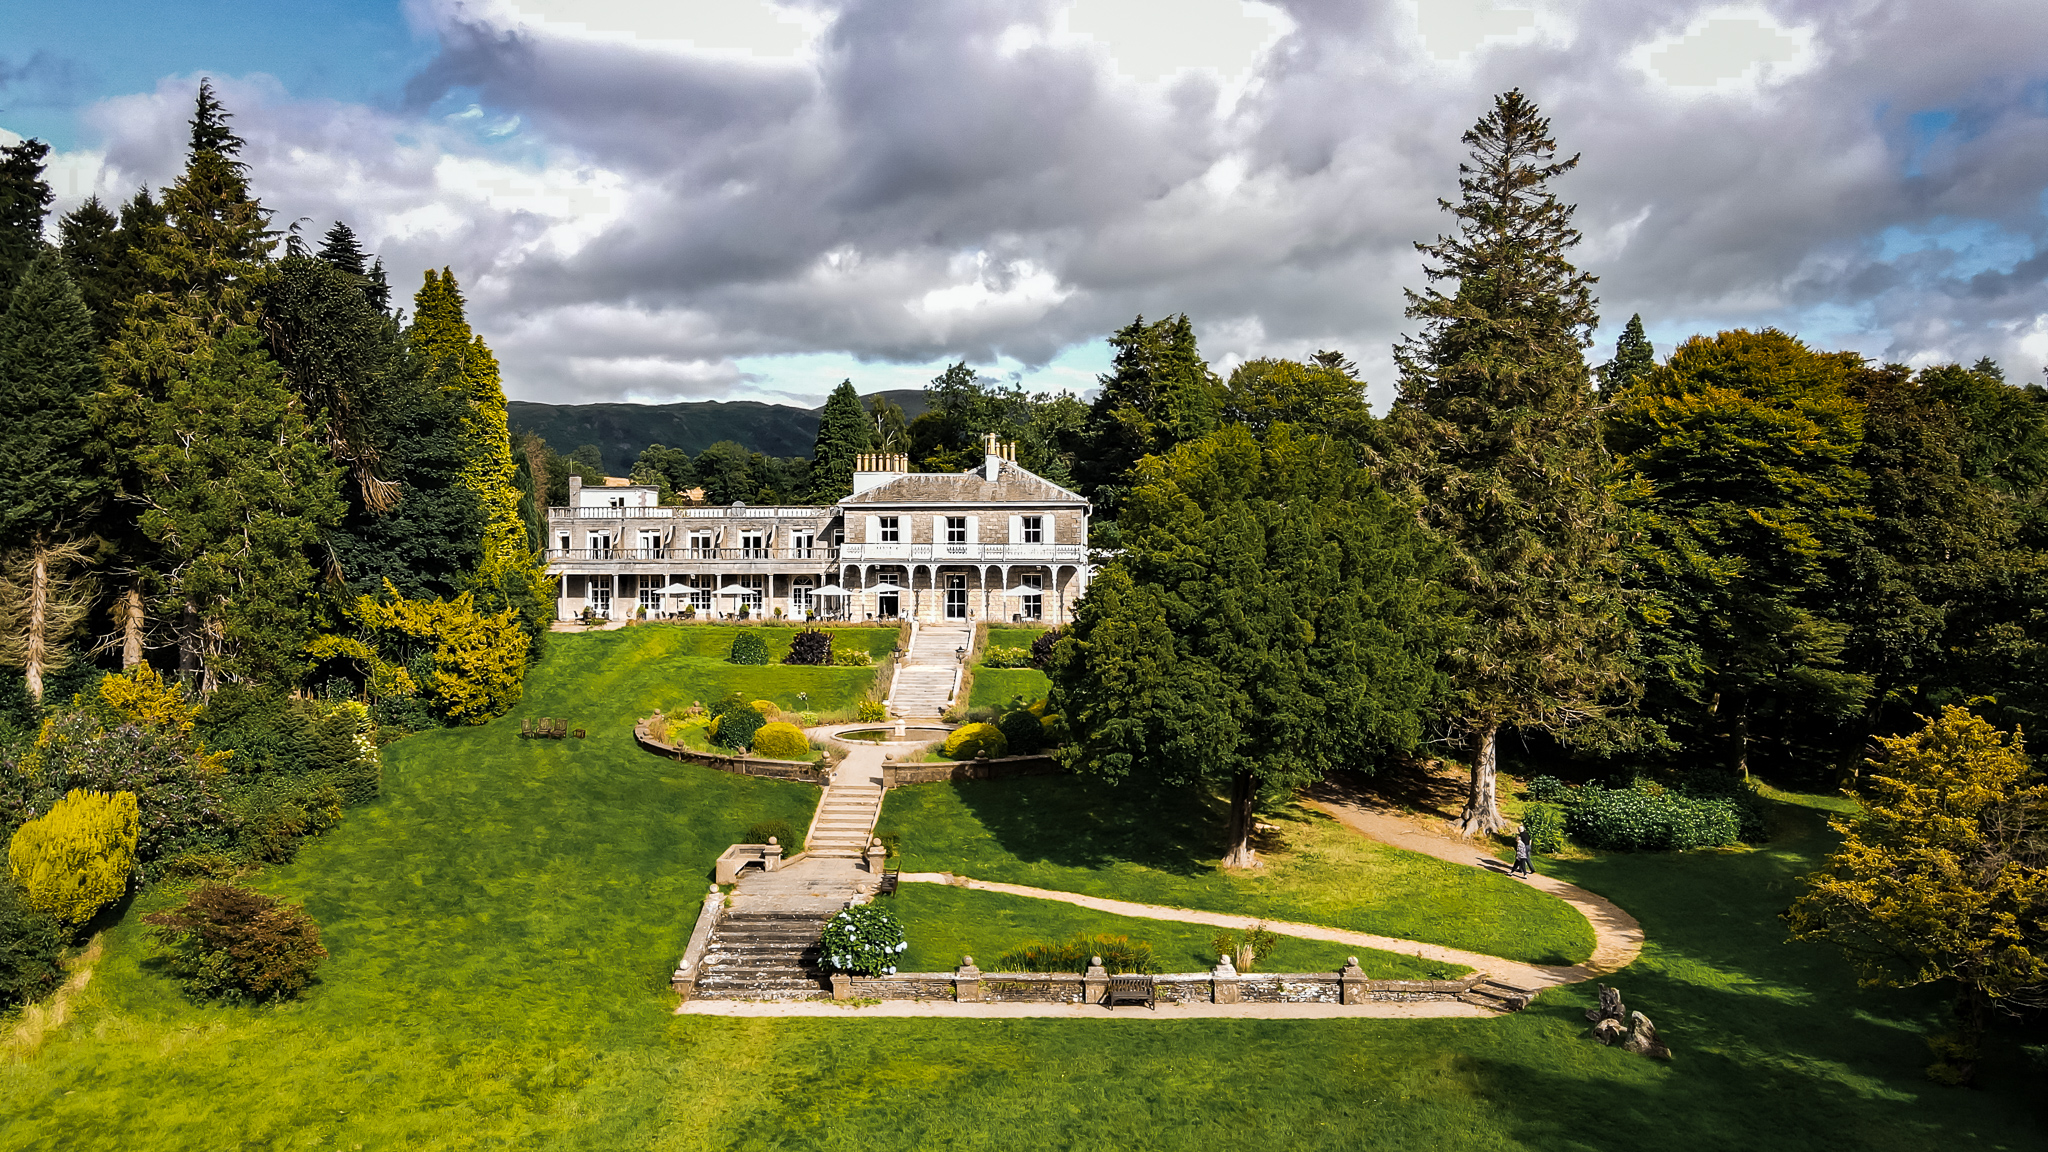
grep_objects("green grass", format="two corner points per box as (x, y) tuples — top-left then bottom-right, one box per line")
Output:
(9, 640), (2043, 1152)
(614, 624), (897, 714)
(984, 626), (1050, 650)
(967, 667), (1051, 709)
(879, 776), (1594, 966)
(886, 883), (1466, 979)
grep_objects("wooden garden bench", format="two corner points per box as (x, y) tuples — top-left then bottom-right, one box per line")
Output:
(876, 866), (900, 896)
(1106, 974), (1155, 1010)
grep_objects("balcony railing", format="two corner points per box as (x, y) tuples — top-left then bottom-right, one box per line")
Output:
(548, 547), (838, 563)
(837, 542), (1086, 563)
(548, 505), (832, 521)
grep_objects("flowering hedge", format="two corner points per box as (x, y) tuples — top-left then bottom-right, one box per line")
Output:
(820, 903), (908, 976)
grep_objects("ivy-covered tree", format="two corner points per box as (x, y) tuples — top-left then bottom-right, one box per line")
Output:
(809, 379), (875, 501)
(1382, 89), (1635, 835)
(0, 253), (106, 700)
(1050, 425), (1450, 868)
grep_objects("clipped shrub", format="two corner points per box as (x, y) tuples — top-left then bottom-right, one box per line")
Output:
(855, 700), (887, 723)
(1029, 627), (1063, 669)
(979, 645), (1034, 669)
(752, 722), (809, 760)
(942, 723), (1007, 760)
(742, 819), (800, 853)
(831, 648), (873, 667)
(143, 882), (327, 1002)
(1554, 781), (1743, 851)
(713, 705), (766, 750)
(996, 708), (1045, 755)
(819, 903), (908, 975)
(784, 627), (832, 665)
(1522, 802), (1568, 854)
(8, 789), (140, 925)
(749, 699), (778, 718)
(0, 879), (68, 1011)
(998, 933), (1154, 975)
(728, 631), (769, 665)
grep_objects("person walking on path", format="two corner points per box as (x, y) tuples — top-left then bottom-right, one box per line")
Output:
(1509, 825), (1535, 877)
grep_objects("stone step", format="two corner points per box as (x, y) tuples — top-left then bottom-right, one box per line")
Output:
(1457, 981), (1534, 1012)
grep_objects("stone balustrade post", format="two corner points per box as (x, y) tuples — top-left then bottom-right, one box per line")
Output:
(1211, 955), (1241, 1004)
(830, 972), (852, 1000)
(1339, 956), (1368, 1005)
(765, 837), (784, 872)
(1082, 956), (1109, 1006)
(865, 837), (887, 874)
(955, 956), (983, 1002)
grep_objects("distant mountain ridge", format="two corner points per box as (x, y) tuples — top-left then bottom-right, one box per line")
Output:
(507, 388), (930, 473)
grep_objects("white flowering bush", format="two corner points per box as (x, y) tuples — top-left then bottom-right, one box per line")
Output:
(819, 903), (909, 976)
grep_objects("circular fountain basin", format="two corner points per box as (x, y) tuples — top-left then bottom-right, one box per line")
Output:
(835, 726), (955, 744)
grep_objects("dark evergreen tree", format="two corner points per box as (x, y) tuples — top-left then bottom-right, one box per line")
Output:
(1073, 314), (1221, 518)
(0, 137), (53, 298)
(0, 254), (106, 700)
(188, 78), (240, 158)
(316, 221), (367, 278)
(1596, 313), (1656, 394)
(808, 379), (876, 501)
(263, 255), (402, 511)
(1382, 90), (1635, 835)
(1051, 425), (1450, 868)
(327, 359), (483, 602)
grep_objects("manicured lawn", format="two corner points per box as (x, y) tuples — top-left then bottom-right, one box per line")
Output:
(879, 777), (1595, 966)
(985, 626), (1050, 650)
(887, 883), (1466, 979)
(610, 623), (898, 715)
(967, 667), (1051, 709)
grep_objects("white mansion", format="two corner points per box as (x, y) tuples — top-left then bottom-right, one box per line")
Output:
(546, 437), (1093, 625)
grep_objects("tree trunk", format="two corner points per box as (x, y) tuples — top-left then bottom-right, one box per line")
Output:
(121, 582), (145, 669)
(1220, 769), (1260, 869)
(24, 536), (49, 703)
(1456, 723), (1506, 837)
(179, 602), (201, 685)
(1735, 700), (1751, 781)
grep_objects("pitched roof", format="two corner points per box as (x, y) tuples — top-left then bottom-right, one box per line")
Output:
(842, 460), (1086, 506)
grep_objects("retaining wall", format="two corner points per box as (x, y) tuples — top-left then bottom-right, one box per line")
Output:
(821, 967), (1485, 1005)
(635, 722), (830, 783)
(882, 755), (1066, 786)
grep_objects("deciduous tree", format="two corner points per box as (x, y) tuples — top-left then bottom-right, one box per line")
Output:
(1051, 425), (1449, 868)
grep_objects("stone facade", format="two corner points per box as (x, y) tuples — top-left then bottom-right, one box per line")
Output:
(545, 438), (1092, 624)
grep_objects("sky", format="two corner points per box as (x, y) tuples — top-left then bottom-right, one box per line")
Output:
(5, 0), (2047, 410)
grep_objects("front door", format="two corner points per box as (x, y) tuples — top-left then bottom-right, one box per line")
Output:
(590, 577), (613, 617)
(945, 574), (967, 620)
(878, 591), (899, 618)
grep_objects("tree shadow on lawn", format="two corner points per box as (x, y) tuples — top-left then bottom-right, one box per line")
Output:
(948, 775), (1237, 877)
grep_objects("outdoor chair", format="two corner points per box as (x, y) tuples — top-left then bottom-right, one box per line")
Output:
(519, 719), (532, 738)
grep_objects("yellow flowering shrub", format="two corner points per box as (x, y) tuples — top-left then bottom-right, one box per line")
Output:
(353, 583), (527, 723)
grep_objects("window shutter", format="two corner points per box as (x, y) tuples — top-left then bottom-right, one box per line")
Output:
(967, 516), (979, 543)
(866, 515), (880, 542)
(932, 515), (945, 543)
(1009, 515), (1022, 544)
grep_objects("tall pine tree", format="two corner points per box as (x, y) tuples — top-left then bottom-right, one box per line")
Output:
(1596, 313), (1655, 394)
(1074, 314), (1222, 519)
(1383, 90), (1634, 836)
(809, 379), (875, 501)
(0, 137), (52, 297)
(0, 253), (106, 700)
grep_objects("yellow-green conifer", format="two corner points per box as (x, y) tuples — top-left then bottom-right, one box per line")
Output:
(9, 789), (140, 925)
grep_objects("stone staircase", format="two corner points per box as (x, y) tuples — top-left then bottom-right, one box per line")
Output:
(1458, 977), (1535, 1013)
(808, 775), (883, 858)
(692, 910), (832, 999)
(890, 624), (973, 718)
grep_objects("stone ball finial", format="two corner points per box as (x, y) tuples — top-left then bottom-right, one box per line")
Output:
(963, 956), (974, 967)
(1091, 955), (1103, 966)
(1348, 956), (1359, 967)
(768, 836), (779, 845)
(871, 836), (882, 846)
(708, 884), (719, 894)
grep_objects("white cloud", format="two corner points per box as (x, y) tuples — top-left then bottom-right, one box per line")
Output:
(1058, 0), (1291, 82)
(1637, 8), (1815, 94)
(499, 0), (817, 57)
(1410, 0), (1540, 61)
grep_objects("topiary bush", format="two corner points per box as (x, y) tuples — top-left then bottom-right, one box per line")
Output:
(784, 627), (832, 665)
(142, 882), (328, 1002)
(996, 708), (1045, 755)
(979, 645), (1034, 669)
(820, 903), (908, 975)
(8, 789), (140, 926)
(750, 699), (778, 717)
(712, 705), (766, 750)
(752, 721), (809, 760)
(1029, 626), (1063, 669)
(998, 933), (1154, 975)
(1522, 802), (1568, 853)
(942, 722), (1008, 760)
(728, 631), (769, 665)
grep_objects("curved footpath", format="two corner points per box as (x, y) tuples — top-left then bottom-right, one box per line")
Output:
(678, 794), (1641, 1020)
